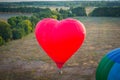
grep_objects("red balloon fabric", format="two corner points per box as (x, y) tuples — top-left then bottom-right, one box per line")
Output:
(35, 18), (86, 69)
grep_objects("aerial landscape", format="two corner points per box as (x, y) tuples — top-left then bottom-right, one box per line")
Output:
(0, 0), (120, 80)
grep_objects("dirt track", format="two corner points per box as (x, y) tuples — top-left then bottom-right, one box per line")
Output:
(0, 17), (120, 80)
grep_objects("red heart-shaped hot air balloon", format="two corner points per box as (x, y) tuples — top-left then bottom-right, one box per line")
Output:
(35, 18), (86, 69)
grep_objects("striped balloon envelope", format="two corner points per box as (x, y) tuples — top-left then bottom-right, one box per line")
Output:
(96, 48), (120, 80)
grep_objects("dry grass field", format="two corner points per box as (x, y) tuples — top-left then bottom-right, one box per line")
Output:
(0, 17), (120, 80)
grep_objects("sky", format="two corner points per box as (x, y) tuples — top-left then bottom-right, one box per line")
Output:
(0, 0), (118, 2)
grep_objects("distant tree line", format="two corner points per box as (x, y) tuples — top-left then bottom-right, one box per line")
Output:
(0, 6), (119, 17)
(0, 7), (51, 13)
(89, 7), (120, 17)
(0, 1), (120, 8)
(0, 7), (87, 16)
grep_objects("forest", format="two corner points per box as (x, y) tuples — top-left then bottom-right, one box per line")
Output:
(0, 1), (120, 46)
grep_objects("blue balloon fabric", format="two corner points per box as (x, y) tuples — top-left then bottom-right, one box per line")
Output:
(107, 48), (120, 63)
(96, 48), (120, 80)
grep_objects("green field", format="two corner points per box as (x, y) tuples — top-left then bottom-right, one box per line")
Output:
(0, 17), (120, 80)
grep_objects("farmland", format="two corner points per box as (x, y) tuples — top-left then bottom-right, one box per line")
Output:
(0, 13), (32, 20)
(0, 17), (120, 80)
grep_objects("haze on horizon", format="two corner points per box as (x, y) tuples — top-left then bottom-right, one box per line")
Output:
(0, 0), (118, 2)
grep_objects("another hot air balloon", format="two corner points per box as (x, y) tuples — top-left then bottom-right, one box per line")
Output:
(35, 18), (86, 69)
(96, 48), (120, 80)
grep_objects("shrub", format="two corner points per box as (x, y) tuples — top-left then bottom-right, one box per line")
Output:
(8, 16), (30, 29)
(30, 16), (39, 28)
(0, 36), (5, 46)
(12, 28), (24, 40)
(0, 20), (12, 42)
(17, 20), (33, 35)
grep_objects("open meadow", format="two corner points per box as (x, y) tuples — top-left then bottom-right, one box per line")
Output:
(0, 17), (120, 80)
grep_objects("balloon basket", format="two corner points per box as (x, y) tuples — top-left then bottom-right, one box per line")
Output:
(58, 69), (63, 75)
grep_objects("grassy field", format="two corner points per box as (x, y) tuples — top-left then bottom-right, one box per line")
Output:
(0, 17), (120, 80)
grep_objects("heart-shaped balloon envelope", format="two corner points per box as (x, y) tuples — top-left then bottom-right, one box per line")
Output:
(35, 18), (86, 69)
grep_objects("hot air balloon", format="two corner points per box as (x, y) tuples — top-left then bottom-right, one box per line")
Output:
(96, 48), (120, 80)
(35, 18), (86, 70)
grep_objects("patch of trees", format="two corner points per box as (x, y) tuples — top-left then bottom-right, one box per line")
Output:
(0, 16), (33, 45)
(0, 6), (87, 46)
(71, 7), (87, 16)
(56, 7), (86, 19)
(7, 16), (34, 40)
(58, 8), (75, 19)
(89, 7), (120, 17)
(0, 8), (54, 45)
(33, 9), (60, 19)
